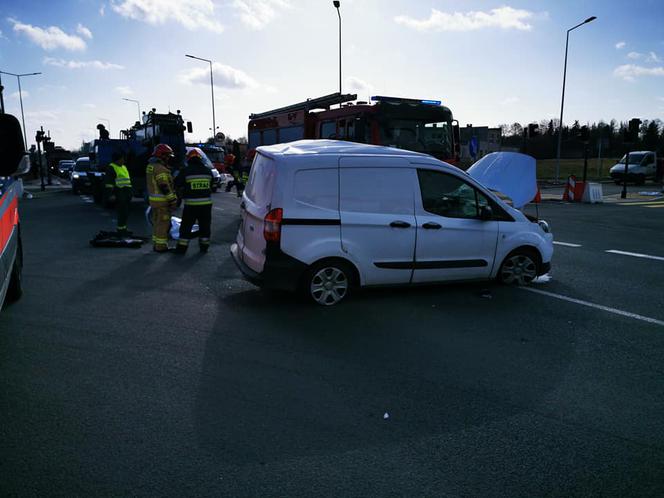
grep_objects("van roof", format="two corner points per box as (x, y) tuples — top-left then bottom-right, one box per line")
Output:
(257, 139), (432, 160)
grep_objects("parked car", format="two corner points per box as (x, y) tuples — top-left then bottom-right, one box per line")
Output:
(609, 151), (658, 185)
(230, 140), (553, 306)
(185, 147), (222, 192)
(70, 157), (93, 194)
(57, 159), (75, 179)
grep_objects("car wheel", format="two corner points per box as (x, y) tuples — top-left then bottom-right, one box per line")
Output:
(498, 249), (539, 286)
(6, 235), (23, 303)
(305, 260), (354, 306)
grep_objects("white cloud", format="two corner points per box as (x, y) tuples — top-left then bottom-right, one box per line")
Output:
(345, 76), (374, 96)
(25, 110), (59, 123)
(613, 64), (664, 81)
(115, 85), (133, 96)
(394, 6), (534, 32)
(646, 51), (661, 63)
(500, 96), (519, 106)
(627, 51), (642, 60)
(615, 41), (626, 49)
(180, 62), (259, 90)
(111, 0), (224, 33)
(232, 0), (291, 30)
(43, 57), (124, 70)
(9, 90), (29, 100)
(76, 23), (93, 39)
(100, 3), (106, 16)
(9, 18), (86, 51)
(83, 103), (97, 108)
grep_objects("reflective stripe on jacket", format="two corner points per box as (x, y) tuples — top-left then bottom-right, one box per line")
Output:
(174, 157), (213, 207)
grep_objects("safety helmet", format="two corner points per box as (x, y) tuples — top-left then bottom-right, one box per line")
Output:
(186, 148), (204, 161)
(152, 143), (174, 161)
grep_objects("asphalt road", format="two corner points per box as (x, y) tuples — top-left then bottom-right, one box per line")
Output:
(1, 190), (664, 497)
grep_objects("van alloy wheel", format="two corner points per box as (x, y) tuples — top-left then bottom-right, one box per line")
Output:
(310, 267), (349, 306)
(500, 254), (537, 285)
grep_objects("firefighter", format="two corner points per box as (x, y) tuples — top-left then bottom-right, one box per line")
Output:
(174, 149), (213, 254)
(104, 151), (132, 235)
(224, 152), (238, 194)
(146, 144), (177, 252)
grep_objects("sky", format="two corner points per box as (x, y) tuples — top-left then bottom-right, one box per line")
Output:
(0, 0), (663, 150)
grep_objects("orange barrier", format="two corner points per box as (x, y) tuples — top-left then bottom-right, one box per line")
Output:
(562, 175), (585, 202)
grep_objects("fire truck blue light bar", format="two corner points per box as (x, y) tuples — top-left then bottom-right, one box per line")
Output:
(371, 96), (442, 106)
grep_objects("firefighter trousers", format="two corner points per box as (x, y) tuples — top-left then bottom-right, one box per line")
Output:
(151, 206), (171, 251)
(177, 204), (212, 252)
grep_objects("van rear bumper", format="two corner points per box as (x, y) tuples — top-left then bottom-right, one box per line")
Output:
(230, 242), (306, 292)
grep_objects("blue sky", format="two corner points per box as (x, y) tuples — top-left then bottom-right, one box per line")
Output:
(1, 0), (663, 150)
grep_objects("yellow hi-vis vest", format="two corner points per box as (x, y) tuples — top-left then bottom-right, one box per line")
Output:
(109, 162), (132, 189)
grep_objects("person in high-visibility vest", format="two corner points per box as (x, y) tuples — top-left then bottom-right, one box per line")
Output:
(146, 144), (177, 252)
(104, 151), (132, 235)
(174, 148), (213, 254)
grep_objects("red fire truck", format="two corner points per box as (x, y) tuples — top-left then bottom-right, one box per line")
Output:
(248, 93), (460, 163)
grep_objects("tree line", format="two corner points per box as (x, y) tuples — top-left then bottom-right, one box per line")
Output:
(497, 119), (664, 160)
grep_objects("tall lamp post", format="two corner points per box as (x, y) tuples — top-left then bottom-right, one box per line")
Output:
(122, 98), (141, 122)
(333, 1), (342, 98)
(555, 16), (596, 183)
(0, 70), (42, 148)
(186, 54), (216, 140)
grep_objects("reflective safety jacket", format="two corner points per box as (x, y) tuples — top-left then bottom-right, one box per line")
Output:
(105, 162), (132, 190)
(174, 157), (213, 207)
(146, 157), (176, 208)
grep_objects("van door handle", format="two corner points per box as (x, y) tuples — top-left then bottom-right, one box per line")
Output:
(422, 222), (442, 230)
(390, 220), (411, 228)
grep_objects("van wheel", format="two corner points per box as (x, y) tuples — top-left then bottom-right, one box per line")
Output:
(305, 261), (353, 306)
(6, 236), (23, 303)
(498, 249), (538, 286)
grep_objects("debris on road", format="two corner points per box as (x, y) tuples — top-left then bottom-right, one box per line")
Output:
(480, 289), (492, 299)
(533, 274), (552, 284)
(383, 412), (390, 420)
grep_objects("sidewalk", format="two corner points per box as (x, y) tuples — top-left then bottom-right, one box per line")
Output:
(20, 177), (71, 198)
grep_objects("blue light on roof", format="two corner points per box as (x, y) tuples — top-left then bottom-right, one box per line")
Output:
(421, 99), (442, 106)
(371, 96), (442, 106)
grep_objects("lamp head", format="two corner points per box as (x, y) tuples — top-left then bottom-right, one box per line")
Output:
(333, 1), (340, 8)
(584, 16), (597, 23)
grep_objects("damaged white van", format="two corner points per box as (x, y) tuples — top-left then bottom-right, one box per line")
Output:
(231, 141), (553, 305)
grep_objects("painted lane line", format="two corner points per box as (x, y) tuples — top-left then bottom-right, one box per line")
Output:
(522, 287), (664, 327)
(646, 205), (664, 209)
(553, 241), (582, 248)
(605, 250), (664, 262)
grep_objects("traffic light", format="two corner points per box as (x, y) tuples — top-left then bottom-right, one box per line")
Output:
(527, 123), (539, 138)
(624, 118), (641, 143)
(35, 129), (45, 143)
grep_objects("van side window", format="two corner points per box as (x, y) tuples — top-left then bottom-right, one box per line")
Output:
(294, 169), (338, 211)
(644, 154), (655, 165)
(320, 121), (336, 139)
(417, 169), (489, 219)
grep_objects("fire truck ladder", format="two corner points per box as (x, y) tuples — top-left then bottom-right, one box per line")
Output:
(249, 92), (358, 119)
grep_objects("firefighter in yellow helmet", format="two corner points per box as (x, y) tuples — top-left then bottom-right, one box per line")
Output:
(146, 144), (177, 252)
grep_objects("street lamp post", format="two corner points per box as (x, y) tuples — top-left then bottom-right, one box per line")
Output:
(186, 54), (216, 141)
(333, 1), (342, 99)
(122, 98), (141, 122)
(0, 70), (42, 148)
(555, 16), (596, 183)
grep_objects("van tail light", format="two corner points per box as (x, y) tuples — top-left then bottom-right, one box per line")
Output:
(264, 208), (283, 243)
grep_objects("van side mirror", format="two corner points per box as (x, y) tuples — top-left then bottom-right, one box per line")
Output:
(479, 205), (493, 220)
(186, 121), (193, 133)
(0, 114), (26, 177)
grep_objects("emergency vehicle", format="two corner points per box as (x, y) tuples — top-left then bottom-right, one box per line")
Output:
(0, 110), (30, 307)
(248, 93), (460, 164)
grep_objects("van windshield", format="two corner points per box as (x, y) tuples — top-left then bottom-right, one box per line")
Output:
(618, 153), (646, 164)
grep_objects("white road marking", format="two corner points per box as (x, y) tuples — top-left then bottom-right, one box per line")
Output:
(605, 250), (664, 262)
(214, 207), (224, 212)
(553, 241), (582, 248)
(522, 287), (664, 327)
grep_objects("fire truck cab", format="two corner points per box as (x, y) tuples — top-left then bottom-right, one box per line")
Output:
(0, 112), (30, 308)
(248, 93), (460, 164)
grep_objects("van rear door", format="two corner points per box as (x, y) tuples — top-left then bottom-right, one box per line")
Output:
(239, 154), (276, 273)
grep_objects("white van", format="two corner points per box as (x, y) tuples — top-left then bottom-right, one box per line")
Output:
(231, 141), (553, 305)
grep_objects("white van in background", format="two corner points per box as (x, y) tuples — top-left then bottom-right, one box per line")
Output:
(230, 141), (553, 306)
